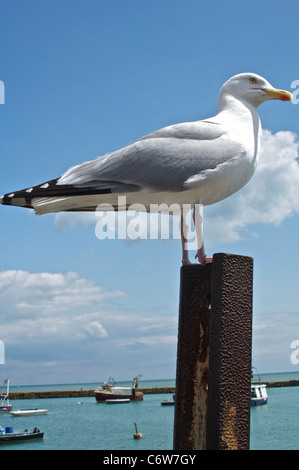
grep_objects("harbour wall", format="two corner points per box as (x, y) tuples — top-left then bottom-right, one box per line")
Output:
(7, 380), (299, 400)
(8, 387), (174, 400)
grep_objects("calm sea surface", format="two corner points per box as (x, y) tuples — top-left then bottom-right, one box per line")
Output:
(1, 373), (299, 450)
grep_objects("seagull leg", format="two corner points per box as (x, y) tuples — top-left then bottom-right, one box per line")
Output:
(180, 214), (191, 265)
(193, 204), (212, 265)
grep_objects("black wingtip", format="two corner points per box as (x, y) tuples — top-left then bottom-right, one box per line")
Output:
(1, 177), (113, 210)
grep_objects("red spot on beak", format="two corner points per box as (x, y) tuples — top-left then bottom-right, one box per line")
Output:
(280, 94), (290, 101)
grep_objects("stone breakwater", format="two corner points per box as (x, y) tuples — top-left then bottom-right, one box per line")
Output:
(8, 387), (175, 400)
(7, 381), (299, 400)
(256, 380), (299, 388)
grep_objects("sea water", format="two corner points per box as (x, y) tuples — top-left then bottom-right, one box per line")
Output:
(1, 374), (299, 450)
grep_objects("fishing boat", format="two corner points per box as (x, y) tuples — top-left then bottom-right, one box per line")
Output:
(10, 408), (48, 416)
(95, 374), (143, 402)
(160, 399), (175, 406)
(0, 378), (12, 413)
(0, 426), (44, 444)
(251, 384), (268, 406)
(161, 392), (175, 406)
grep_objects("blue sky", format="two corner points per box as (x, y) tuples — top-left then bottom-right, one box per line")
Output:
(0, 0), (299, 385)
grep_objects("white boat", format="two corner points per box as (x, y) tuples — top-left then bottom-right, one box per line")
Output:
(10, 408), (48, 416)
(251, 384), (268, 406)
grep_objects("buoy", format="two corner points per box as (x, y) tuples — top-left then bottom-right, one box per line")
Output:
(133, 422), (142, 439)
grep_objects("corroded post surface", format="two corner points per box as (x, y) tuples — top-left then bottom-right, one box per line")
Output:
(206, 253), (253, 450)
(173, 253), (253, 451)
(173, 263), (212, 450)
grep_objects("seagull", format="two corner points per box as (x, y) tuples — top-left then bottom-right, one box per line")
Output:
(0, 73), (292, 265)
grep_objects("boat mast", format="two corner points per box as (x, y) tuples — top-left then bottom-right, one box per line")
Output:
(0, 378), (9, 404)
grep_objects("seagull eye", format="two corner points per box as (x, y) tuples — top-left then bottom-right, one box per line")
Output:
(249, 77), (257, 84)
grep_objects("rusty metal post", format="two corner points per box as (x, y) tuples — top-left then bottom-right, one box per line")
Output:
(173, 263), (212, 450)
(206, 253), (253, 450)
(173, 253), (253, 451)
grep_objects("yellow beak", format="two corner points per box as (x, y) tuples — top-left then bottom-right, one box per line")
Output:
(262, 88), (293, 102)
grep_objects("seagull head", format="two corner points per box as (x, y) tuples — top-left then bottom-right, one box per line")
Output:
(218, 73), (292, 110)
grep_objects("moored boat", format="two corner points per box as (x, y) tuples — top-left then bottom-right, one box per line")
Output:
(161, 392), (175, 406)
(10, 408), (48, 416)
(0, 426), (44, 444)
(95, 374), (143, 402)
(160, 399), (175, 406)
(251, 384), (268, 406)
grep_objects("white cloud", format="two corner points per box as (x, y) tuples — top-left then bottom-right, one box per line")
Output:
(0, 267), (179, 384)
(119, 335), (177, 347)
(204, 129), (299, 244)
(54, 212), (97, 231)
(0, 269), (177, 360)
(0, 270), (126, 345)
(85, 320), (108, 338)
(0, 270), (125, 319)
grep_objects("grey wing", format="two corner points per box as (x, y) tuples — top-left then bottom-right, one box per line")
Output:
(134, 119), (223, 142)
(58, 121), (242, 193)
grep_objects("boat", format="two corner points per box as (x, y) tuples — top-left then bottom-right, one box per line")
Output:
(251, 384), (268, 406)
(10, 408), (48, 416)
(160, 399), (175, 406)
(0, 426), (44, 444)
(161, 392), (175, 406)
(106, 398), (130, 404)
(0, 378), (12, 413)
(95, 374), (143, 402)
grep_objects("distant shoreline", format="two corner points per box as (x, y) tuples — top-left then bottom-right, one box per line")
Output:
(7, 380), (299, 400)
